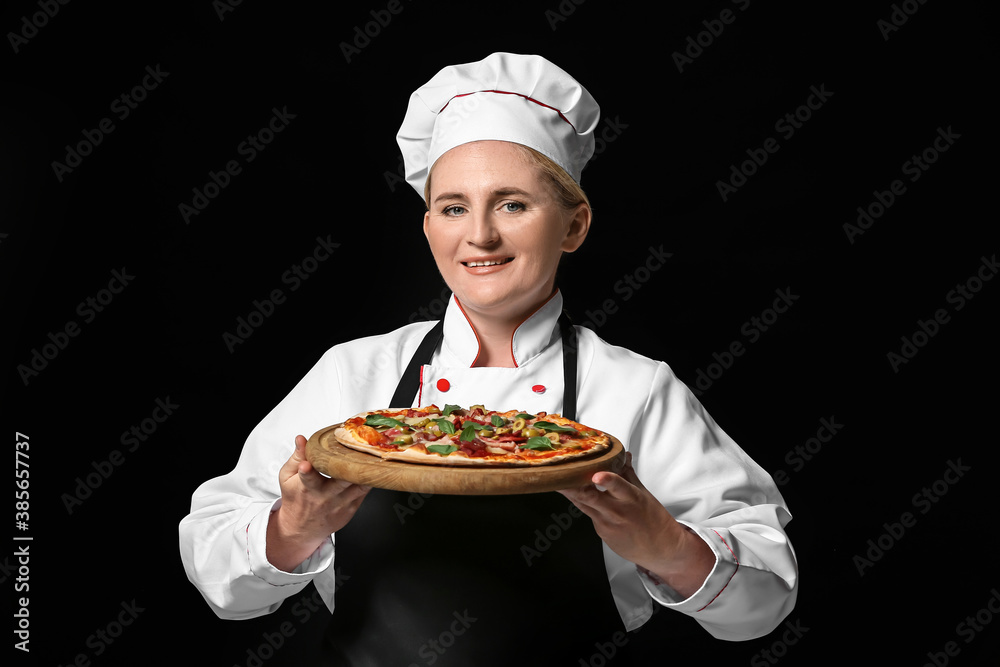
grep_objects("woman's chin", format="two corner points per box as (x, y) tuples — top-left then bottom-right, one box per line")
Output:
(453, 286), (552, 323)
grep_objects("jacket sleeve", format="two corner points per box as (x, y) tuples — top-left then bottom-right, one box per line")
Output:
(177, 350), (342, 619)
(631, 363), (798, 640)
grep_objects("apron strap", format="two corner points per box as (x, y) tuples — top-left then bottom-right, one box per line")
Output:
(558, 309), (578, 422)
(388, 310), (578, 420)
(388, 319), (443, 408)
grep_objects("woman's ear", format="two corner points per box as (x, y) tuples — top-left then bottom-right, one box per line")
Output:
(422, 210), (431, 242)
(561, 203), (592, 253)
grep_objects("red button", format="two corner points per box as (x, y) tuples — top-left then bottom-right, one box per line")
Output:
(532, 384), (546, 394)
(437, 378), (450, 392)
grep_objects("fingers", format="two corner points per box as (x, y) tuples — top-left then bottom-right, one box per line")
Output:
(590, 471), (640, 502)
(342, 484), (373, 510)
(296, 463), (372, 500)
(282, 435), (371, 499)
(609, 451), (643, 486)
(557, 479), (619, 514)
(594, 451), (647, 494)
(296, 459), (330, 491)
(279, 435), (309, 479)
(291, 435), (308, 462)
(557, 452), (643, 515)
(271, 434), (376, 539)
(327, 476), (373, 500)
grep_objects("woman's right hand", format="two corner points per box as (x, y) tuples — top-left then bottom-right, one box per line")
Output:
(265, 434), (372, 572)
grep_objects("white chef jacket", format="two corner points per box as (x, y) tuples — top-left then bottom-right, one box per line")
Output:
(178, 290), (797, 641)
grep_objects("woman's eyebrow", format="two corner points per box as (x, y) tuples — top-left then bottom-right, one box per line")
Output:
(433, 187), (533, 204)
(433, 192), (467, 204)
(491, 187), (532, 198)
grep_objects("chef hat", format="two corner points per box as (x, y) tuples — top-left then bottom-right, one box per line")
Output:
(396, 52), (601, 199)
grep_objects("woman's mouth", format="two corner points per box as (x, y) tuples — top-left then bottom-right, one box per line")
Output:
(462, 257), (514, 267)
(461, 257), (514, 273)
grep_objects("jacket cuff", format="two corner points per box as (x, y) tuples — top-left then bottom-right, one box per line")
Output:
(637, 521), (738, 612)
(245, 500), (335, 584)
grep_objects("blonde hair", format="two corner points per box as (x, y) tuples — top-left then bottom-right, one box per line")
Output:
(423, 142), (591, 213)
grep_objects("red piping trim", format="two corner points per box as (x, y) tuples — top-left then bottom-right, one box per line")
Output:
(509, 290), (560, 368)
(418, 364), (425, 406)
(696, 530), (740, 612)
(454, 291), (560, 368)
(440, 90), (578, 131)
(248, 520), (308, 587)
(453, 296), (483, 367)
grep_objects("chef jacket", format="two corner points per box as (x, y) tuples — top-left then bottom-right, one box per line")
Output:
(178, 290), (798, 641)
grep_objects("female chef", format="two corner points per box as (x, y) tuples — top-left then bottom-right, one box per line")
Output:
(179, 53), (798, 664)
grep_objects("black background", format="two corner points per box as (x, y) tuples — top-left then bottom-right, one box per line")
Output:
(3, 0), (997, 665)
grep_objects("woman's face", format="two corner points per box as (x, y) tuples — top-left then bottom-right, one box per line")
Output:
(423, 141), (590, 323)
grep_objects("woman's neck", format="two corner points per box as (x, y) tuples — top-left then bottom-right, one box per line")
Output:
(459, 290), (557, 368)
(470, 316), (518, 367)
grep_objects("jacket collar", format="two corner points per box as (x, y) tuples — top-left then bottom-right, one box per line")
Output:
(440, 290), (564, 368)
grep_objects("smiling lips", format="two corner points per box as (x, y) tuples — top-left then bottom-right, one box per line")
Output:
(462, 257), (514, 272)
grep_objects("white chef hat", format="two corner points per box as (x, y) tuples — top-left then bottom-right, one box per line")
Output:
(396, 52), (601, 199)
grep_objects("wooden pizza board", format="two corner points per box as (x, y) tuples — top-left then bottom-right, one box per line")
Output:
(306, 423), (625, 495)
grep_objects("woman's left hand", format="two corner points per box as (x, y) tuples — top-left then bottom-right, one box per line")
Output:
(557, 452), (715, 598)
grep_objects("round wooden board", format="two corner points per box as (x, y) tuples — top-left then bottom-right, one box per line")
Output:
(306, 423), (625, 495)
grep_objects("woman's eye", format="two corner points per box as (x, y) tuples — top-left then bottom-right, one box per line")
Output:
(443, 205), (466, 216)
(501, 202), (524, 213)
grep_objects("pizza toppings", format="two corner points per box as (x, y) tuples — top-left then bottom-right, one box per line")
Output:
(337, 404), (611, 466)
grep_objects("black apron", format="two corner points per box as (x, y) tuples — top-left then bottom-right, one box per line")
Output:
(321, 313), (630, 666)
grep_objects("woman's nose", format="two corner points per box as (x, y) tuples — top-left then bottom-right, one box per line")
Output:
(467, 208), (500, 246)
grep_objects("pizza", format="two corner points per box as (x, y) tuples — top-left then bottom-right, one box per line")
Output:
(333, 404), (611, 467)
